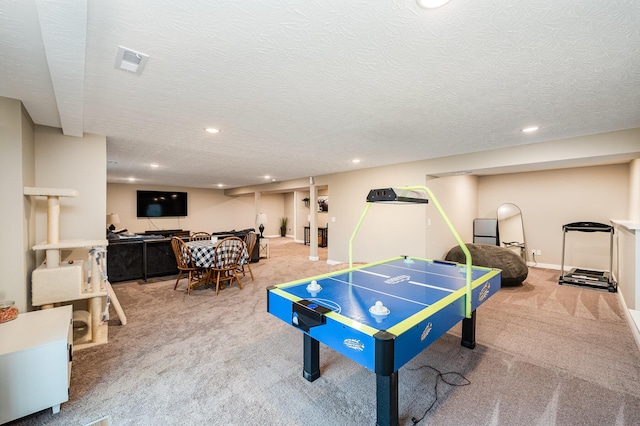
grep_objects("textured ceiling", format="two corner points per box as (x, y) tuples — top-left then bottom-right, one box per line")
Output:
(1, 0), (640, 188)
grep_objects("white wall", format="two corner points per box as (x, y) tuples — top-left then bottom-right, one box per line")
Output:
(613, 159), (640, 311)
(615, 224), (639, 309)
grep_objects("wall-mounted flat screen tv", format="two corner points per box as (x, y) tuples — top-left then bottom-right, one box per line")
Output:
(137, 190), (188, 217)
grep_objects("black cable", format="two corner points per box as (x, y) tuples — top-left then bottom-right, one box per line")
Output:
(405, 365), (470, 425)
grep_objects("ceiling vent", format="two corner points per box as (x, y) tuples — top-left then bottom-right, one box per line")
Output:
(115, 46), (149, 75)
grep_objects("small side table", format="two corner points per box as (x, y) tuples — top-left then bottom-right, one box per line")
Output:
(0, 305), (73, 423)
(259, 237), (270, 259)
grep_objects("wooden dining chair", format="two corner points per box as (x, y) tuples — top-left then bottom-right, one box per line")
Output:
(238, 231), (256, 281)
(209, 237), (245, 295)
(190, 231), (212, 241)
(171, 237), (207, 294)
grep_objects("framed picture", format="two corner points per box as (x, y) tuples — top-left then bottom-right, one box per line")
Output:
(317, 196), (328, 212)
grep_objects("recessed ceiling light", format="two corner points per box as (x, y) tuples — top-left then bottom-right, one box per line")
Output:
(205, 128), (219, 134)
(352, 159), (361, 164)
(271, 178), (277, 182)
(128, 177), (136, 182)
(416, 0), (452, 9)
(150, 164), (159, 168)
(522, 126), (539, 133)
(264, 175), (271, 180)
(217, 183), (224, 187)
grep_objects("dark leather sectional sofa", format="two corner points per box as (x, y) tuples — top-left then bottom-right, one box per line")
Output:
(210, 228), (260, 262)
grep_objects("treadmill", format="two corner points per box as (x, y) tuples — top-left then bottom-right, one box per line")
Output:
(558, 221), (616, 292)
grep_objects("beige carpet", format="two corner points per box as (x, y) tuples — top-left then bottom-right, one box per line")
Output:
(10, 238), (640, 425)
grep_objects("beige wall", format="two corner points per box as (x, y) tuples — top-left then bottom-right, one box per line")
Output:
(630, 159), (640, 222)
(1, 97), (34, 312)
(34, 126), (106, 245)
(1, 99), (106, 313)
(295, 191), (310, 242)
(283, 192), (294, 236)
(322, 167), (478, 264)
(318, 135), (637, 267)
(257, 193), (286, 237)
(324, 162), (433, 264)
(427, 175), (479, 259)
(294, 189), (330, 243)
(107, 183), (285, 237)
(478, 164), (629, 270)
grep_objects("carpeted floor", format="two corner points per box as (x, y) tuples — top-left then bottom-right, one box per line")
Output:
(9, 238), (640, 425)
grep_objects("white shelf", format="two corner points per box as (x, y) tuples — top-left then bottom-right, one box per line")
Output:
(32, 239), (108, 251)
(23, 187), (78, 197)
(611, 219), (640, 231)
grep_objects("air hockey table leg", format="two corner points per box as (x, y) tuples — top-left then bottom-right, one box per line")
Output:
(303, 334), (321, 381)
(461, 309), (476, 349)
(376, 371), (399, 426)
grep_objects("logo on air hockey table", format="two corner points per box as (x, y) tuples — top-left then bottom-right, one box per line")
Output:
(479, 282), (491, 302)
(343, 338), (365, 352)
(384, 274), (410, 285)
(420, 322), (433, 341)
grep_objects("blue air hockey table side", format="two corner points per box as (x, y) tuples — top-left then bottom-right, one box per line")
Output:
(267, 256), (501, 426)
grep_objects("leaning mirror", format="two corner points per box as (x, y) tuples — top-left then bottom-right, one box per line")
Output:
(497, 203), (526, 259)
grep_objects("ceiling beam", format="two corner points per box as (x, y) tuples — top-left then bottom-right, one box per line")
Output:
(35, 0), (87, 137)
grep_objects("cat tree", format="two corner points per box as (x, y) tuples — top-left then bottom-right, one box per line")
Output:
(25, 187), (126, 350)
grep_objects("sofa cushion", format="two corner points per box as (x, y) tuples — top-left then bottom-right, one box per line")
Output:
(444, 243), (528, 286)
(210, 228), (259, 261)
(210, 228), (255, 237)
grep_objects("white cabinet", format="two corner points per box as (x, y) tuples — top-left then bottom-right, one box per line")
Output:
(0, 306), (73, 424)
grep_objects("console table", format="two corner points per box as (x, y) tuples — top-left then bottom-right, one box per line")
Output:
(143, 229), (190, 238)
(107, 236), (186, 283)
(304, 226), (328, 247)
(259, 237), (270, 258)
(0, 305), (73, 423)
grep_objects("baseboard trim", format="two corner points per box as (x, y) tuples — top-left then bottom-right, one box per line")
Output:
(527, 262), (561, 270)
(617, 291), (640, 352)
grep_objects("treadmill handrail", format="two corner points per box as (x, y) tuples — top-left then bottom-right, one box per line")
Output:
(562, 222), (613, 233)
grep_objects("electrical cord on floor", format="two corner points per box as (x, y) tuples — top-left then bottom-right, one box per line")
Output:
(405, 365), (470, 425)
(531, 251), (538, 267)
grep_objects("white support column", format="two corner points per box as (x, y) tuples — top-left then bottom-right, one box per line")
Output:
(309, 184), (318, 261)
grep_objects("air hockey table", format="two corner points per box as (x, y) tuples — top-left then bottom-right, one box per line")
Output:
(267, 255), (501, 426)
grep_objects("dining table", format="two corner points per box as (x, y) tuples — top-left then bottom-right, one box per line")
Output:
(185, 239), (250, 291)
(185, 239), (249, 269)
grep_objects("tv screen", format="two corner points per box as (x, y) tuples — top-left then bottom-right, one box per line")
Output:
(137, 190), (188, 217)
